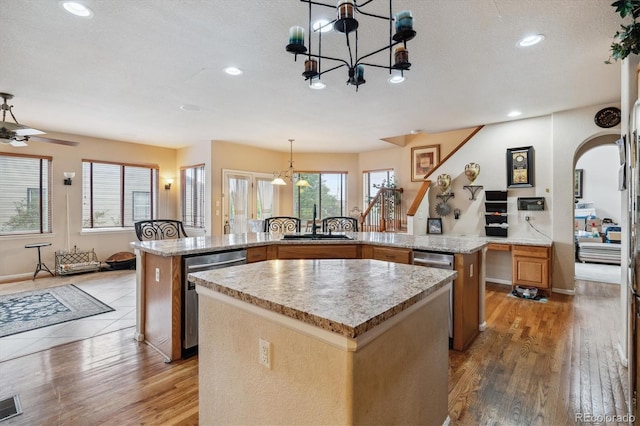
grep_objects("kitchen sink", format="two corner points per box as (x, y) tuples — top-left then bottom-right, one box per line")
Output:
(281, 233), (354, 240)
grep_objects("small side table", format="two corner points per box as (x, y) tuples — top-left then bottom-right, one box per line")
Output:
(24, 242), (55, 280)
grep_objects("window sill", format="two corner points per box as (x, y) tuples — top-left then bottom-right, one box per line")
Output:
(80, 228), (135, 235)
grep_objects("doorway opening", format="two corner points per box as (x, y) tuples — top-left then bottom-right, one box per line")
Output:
(573, 134), (622, 283)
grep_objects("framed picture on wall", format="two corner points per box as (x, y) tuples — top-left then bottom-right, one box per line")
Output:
(427, 218), (443, 234)
(506, 146), (534, 188)
(411, 145), (440, 181)
(574, 169), (583, 199)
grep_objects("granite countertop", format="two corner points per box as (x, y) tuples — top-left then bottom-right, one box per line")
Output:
(130, 231), (495, 256)
(190, 259), (457, 339)
(130, 231), (552, 257)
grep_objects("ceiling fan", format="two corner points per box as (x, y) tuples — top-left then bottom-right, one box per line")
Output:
(0, 92), (79, 147)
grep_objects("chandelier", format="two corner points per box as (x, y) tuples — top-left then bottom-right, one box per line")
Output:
(286, 0), (416, 90)
(271, 139), (311, 187)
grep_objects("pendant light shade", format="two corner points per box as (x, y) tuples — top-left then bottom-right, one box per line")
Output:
(271, 139), (308, 187)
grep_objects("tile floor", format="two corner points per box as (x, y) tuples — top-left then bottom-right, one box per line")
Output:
(0, 270), (136, 362)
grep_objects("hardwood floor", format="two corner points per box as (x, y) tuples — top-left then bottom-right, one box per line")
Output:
(0, 278), (629, 425)
(449, 281), (628, 425)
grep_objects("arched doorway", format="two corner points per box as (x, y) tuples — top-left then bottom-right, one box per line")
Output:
(573, 134), (622, 282)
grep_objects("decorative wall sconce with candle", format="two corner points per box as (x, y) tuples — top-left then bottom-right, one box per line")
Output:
(63, 172), (75, 185)
(165, 178), (173, 190)
(286, 0), (416, 91)
(462, 162), (484, 200)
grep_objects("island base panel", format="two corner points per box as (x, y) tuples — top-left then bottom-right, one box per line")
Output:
(199, 291), (449, 425)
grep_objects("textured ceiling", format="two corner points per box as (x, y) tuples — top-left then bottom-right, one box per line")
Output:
(0, 1), (624, 153)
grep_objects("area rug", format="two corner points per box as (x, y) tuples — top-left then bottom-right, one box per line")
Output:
(574, 262), (621, 284)
(0, 284), (114, 338)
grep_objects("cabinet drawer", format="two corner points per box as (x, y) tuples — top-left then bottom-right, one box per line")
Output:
(512, 245), (549, 259)
(371, 247), (412, 264)
(277, 244), (359, 259)
(487, 243), (511, 252)
(247, 246), (267, 263)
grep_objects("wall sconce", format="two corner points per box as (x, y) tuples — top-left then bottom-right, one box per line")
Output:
(165, 178), (173, 190)
(64, 172), (75, 185)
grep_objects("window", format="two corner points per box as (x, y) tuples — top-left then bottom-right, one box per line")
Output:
(0, 153), (52, 235)
(294, 172), (347, 220)
(181, 164), (205, 228)
(82, 160), (158, 228)
(363, 169), (394, 208)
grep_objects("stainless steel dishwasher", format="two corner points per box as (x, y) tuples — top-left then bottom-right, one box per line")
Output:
(412, 250), (455, 345)
(183, 249), (247, 355)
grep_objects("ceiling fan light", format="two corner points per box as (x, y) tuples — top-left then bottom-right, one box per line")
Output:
(10, 140), (28, 147)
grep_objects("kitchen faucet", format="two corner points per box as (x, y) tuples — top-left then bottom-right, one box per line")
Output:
(312, 204), (320, 236)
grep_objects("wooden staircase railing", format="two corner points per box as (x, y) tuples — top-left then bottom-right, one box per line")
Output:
(360, 187), (405, 232)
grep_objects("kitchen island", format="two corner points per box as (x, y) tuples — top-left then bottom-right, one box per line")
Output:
(189, 258), (457, 425)
(131, 231), (489, 361)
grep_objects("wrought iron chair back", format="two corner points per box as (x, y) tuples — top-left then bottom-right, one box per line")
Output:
(263, 217), (301, 234)
(134, 220), (189, 241)
(322, 216), (359, 232)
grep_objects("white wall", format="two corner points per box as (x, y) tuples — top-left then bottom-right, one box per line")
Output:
(422, 116), (553, 240)
(575, 144), (621, 223)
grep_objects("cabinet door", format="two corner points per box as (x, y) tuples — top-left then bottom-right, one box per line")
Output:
(512, 256), (549, 288)
(453, 252), (480, 351)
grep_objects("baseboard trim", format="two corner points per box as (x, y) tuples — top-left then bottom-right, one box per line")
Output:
(552, 288), (575, 296)
(486, 278), (511, 286)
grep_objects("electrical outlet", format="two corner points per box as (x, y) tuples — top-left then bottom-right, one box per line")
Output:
(155, 267), (160, 282)
(259, 338), (271, 369)
(469, 264), (473, 277)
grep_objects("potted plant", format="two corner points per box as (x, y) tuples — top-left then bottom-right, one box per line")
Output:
(607, 0), (640, 63)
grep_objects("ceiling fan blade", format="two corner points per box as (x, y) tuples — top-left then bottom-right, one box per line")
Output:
(0, 120), (44, 136)
(28, 135), (80, 146)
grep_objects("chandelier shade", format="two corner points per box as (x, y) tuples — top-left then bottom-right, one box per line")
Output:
(286, 0), (416, 91)
(271, 139), (311, 187)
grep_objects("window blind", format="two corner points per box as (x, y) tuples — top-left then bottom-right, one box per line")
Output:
(181, 164), (205, 228)
(0, 153), (52, 235)
(82, 160), (158, 228)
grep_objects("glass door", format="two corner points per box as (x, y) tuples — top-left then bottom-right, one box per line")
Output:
(223, 170), (277, 233)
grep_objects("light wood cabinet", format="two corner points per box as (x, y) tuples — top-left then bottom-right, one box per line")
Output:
(512, 245), (551, 290)
(276, 244), (360, 259)
(452, 252), (480, 351)
(362, 245), (412, 264)
(246, 246), (268, 263)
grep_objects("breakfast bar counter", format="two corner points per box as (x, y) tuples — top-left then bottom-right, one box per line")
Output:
(189, 258), (456, 425)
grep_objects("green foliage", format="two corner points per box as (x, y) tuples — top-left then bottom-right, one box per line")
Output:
(607, 0), (640, 63)
(2, 199), (40, 231)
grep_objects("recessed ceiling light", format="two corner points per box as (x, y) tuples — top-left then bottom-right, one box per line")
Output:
(313, 19), (332, 33)
(507, 110), (522, 117)
(60, 1), (94, 17)
(517, 34), (545, 48)
(224, 66), (243, 76)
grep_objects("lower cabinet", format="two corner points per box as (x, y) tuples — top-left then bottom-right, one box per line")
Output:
(362, 245), (412, 264)
(452, 252), (480, 351)
(512, 245), (551, 291)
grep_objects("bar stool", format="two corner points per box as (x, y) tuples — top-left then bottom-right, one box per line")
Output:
(24, 242), (55, 280)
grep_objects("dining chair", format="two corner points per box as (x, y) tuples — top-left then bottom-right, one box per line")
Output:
(263, 217), (301, 234)
(134, 219), (189, 241)
(322, 216), (359, 232)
